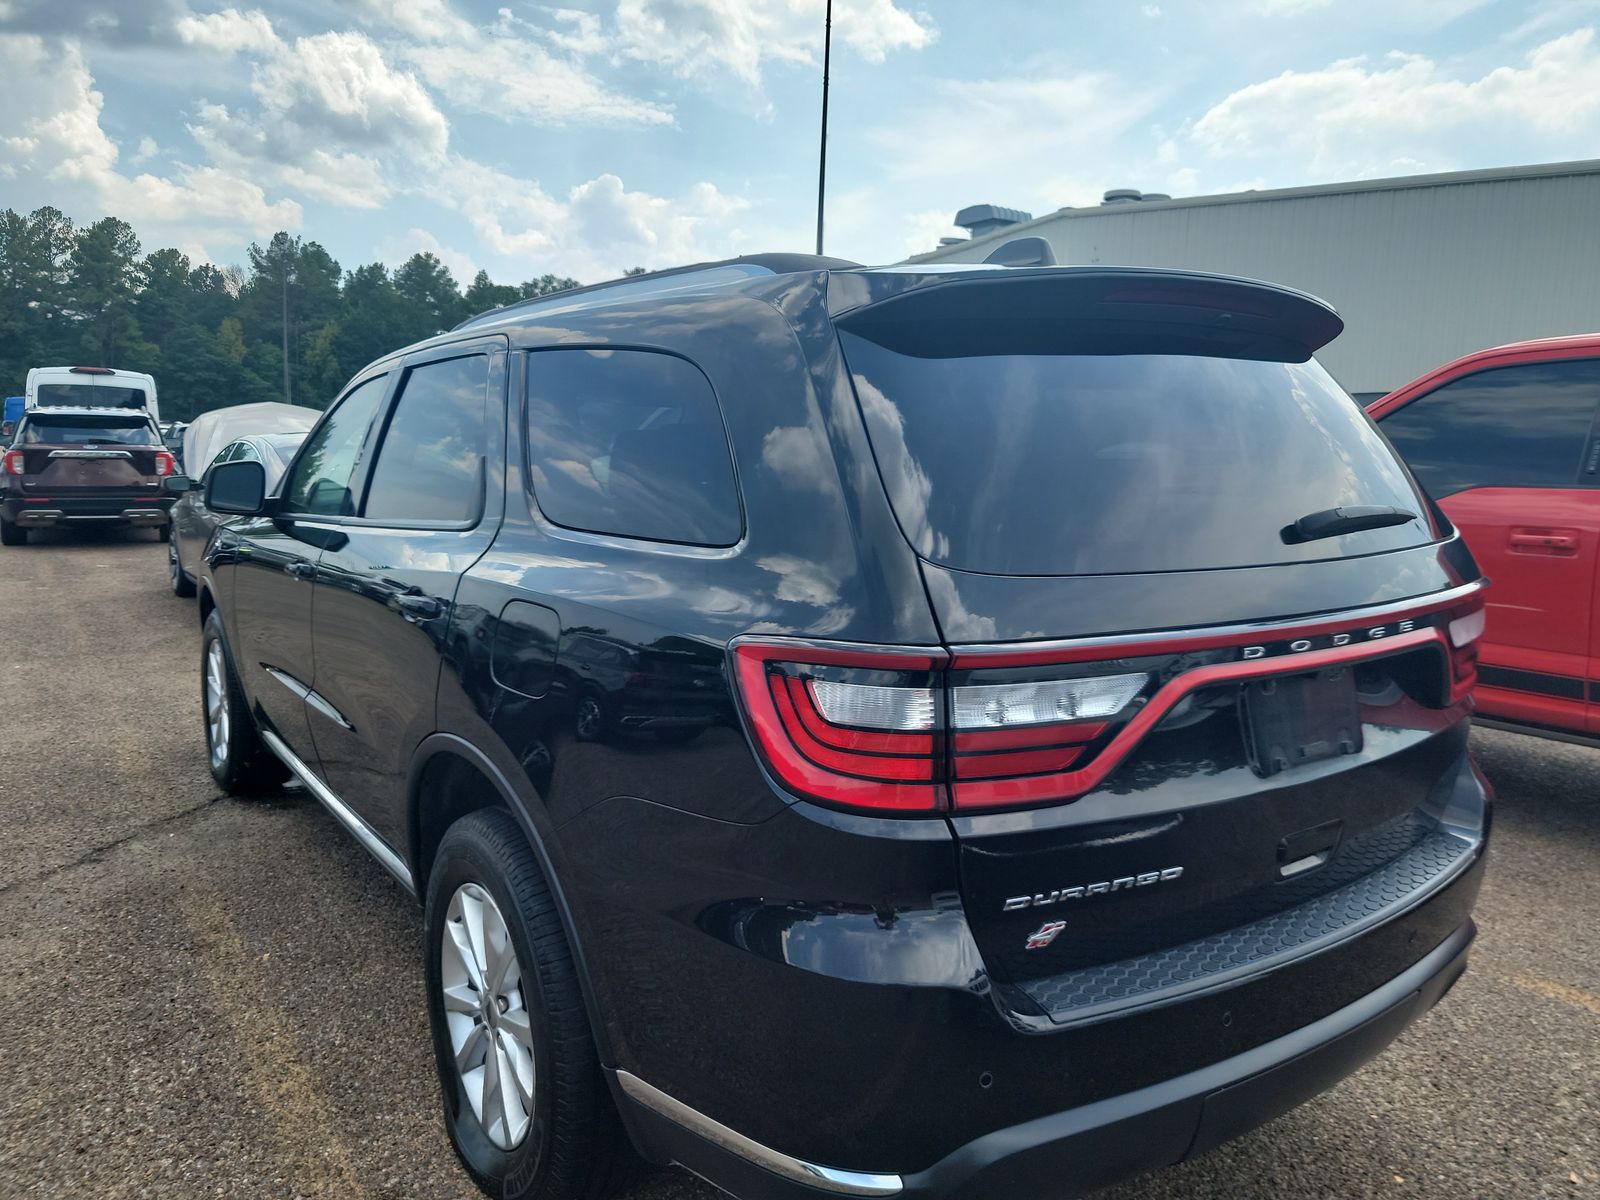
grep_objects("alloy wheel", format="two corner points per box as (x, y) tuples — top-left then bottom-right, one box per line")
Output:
(440, 882), (537, 1150)
(205, 640), (230, 770)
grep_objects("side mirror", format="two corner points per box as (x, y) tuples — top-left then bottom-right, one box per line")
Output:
(161, 474), (195, 495)
(206, 460), (268, 515)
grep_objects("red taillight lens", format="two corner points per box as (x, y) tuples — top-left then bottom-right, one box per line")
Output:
(153, 450), (175, 477)
(731, 641), (947, 812)
(2, 449), (23, 476)
(732, 588), (1483, 816)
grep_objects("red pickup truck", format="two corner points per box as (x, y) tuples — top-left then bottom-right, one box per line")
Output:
(1371, 334), (1600, 743)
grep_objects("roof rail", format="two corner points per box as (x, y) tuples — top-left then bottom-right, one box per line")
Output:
(453, 252), (861, 331)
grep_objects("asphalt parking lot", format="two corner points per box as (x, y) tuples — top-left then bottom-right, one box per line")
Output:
(0, 530), (1596, 1200)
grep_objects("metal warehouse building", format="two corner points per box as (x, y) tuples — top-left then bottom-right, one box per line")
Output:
(905, 160), (1600, 399)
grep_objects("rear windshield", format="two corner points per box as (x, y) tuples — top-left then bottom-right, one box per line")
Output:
(35, 383), (150, 409)
(839, 333), (1432, 576)
(20, 416), (158, 445)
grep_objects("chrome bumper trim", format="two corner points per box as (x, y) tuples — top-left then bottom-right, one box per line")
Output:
(617, 1070), (903, 1196)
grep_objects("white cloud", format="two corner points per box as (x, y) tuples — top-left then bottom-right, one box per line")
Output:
(375, 227), (478, 282)
(174, 7), (278, 55)
(430, 159), (749, 279)
(614, 0), (936, 85)
(351, 0), (475, 42)
(182, 27), (449, 209)
(870, 73), (1159, 198)
(251, 30), (449, 158)
(130, 134), (159, 163)
(545, 8), (609, 55)
(351, 1), (673, 127)
(1190, 28), (1600, 175)
(0, 32), (300, 250)
(1255, 0), (1490, 16)
(399, 27), (673, 126)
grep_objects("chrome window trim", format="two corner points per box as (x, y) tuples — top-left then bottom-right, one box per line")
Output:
(616, 1070), (903, 1196)
(259, 729), (415, 894)
(951, 579), (1487, 660)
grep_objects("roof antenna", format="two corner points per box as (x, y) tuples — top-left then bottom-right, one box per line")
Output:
(815, 0), (832, 256)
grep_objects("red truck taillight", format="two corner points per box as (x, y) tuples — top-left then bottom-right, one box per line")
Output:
(2, 450), (23, 476)
(153, 450), (176, 477)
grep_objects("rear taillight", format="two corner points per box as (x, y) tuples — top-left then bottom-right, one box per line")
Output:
(1446, 597), (1486, 701)
(947, 673), (1144, 791)
(731, 642), (947, 812)
(2, 450), (22, 476)
(732, 586), (1485, 816)
(154, 450), (176, 477)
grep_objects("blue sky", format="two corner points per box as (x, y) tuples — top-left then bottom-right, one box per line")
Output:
(3, 0), (1600, 284)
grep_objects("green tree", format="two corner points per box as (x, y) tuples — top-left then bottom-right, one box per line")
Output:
(463, 269), (521, 316)
(0, 210), (591, 413)
(0, 207), (77, 390)
(519, 272), (580, 298)
(301, 319), (343, 409)
(394, 252), (465, 340)
(68, 217), (153, 366)
(335, 262), (406, 380)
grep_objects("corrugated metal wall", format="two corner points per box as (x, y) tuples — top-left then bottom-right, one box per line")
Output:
(911, 168), (1600, 395)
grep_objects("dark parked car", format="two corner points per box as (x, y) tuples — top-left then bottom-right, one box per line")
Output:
(1, 407), (175, 544)
(1370, 334), (1600, 744)
(165, 432), (307, 597)
(193, 254), (1490, 1200)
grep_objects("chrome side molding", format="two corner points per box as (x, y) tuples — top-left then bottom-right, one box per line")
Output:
(264, 665), (354, 730)
(616, 1070), (903, 1196)
(259, 729), (415, 894)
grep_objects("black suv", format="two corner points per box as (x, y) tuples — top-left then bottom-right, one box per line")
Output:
(192, 255), (1490, 1200)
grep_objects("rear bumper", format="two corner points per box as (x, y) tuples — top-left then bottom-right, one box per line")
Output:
(1, 495), (170, 526)
(615, 915), (1476, 1200)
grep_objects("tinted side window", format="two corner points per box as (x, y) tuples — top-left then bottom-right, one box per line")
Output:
(233, 442), (260, 463)
(364, 356), (489, 524)
(1380, 360), (1600, 497)
(282, 376), (387, 515)
(525, 349), (741, 546)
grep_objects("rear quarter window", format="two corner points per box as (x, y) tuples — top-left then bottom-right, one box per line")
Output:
(524, 349), (741, 546)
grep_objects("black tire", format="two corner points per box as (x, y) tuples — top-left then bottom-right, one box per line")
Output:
(424, 808), (640, 1200)
(0, 519), (26, 546)
(170, 537), (196, 597)
(202, 610), (287, 795)
(158, 522), (171, 543)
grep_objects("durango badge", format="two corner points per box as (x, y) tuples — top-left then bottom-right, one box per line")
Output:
(1003, 866), (1184, 913)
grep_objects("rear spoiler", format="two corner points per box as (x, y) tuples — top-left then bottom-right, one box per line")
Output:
(831, 269), (1344, 363)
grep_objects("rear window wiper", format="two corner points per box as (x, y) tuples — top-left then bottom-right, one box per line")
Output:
(1282, 504), (1418, 544)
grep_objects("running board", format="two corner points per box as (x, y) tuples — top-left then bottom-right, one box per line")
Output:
(259, 729), (416, 895)
(1473, 716), (1600, 752)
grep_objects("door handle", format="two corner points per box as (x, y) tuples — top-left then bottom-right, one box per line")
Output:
(389, 593), (444, 620)
(1509, 528), (1579, 556)
(286, 560), (315, 578)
